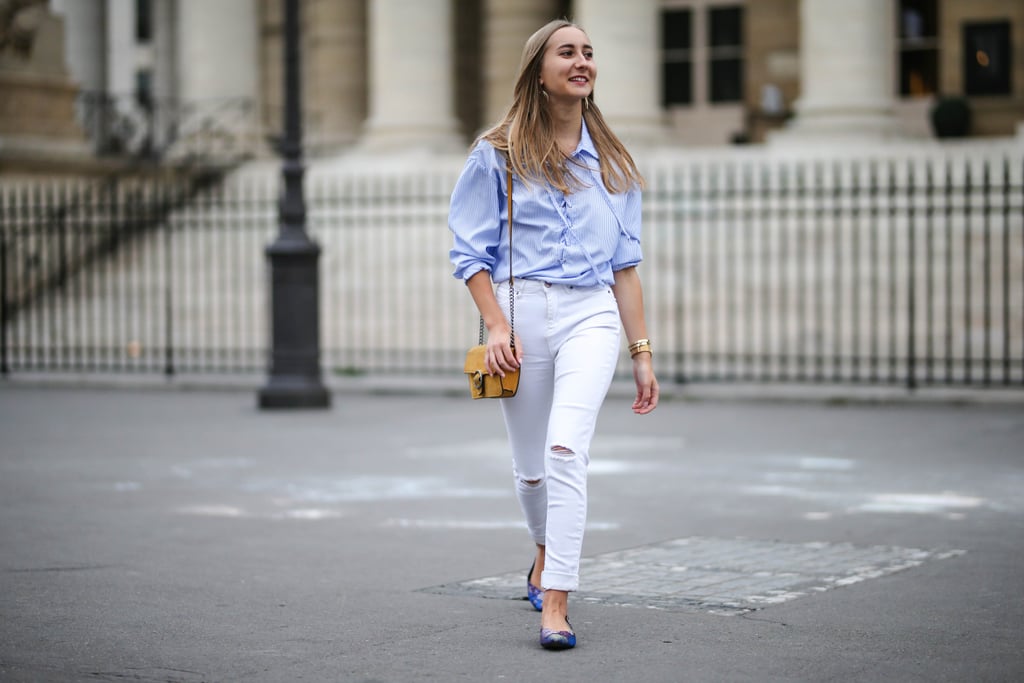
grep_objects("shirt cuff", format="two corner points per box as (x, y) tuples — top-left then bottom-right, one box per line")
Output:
(459, 264), (490, 282)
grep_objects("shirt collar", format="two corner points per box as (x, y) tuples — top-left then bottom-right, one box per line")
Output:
(572, 117), (599, 160)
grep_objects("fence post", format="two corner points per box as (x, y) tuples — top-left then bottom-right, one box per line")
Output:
(0, 227), (7, 376)
(1002, 158), (1011, 385)
(163, 177), (175, 378)
(982, 160), (992, 385)
(906, 162), (917, 390)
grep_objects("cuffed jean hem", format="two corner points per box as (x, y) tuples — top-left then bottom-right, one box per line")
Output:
(541, 569), (579, 593)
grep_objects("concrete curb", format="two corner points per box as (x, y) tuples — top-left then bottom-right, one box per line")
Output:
(3, 371), (1023, 405)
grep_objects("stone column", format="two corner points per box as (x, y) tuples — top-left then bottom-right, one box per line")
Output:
(151, 0), (175, 102)
(174, 0), (259, 154)
(772, 0), (899, 143)
(361, 0), (462, 152)
(175, 0), (257, 102)
(49, 0), (106, 153)
(303, 0), (366, 153)
(575, 0), (664, 146)
(482, 0), (555, 126)
(150, 0), (176, 152)
(105, 0), (134, 96)
(50, 0), (106, 91)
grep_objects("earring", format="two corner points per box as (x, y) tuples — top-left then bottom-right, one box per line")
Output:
(541, 89), (549, 101)
(583, 97), (590, 111)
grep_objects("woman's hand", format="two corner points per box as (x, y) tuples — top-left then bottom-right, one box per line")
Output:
(631, 353), (659, 414)
(464, 271), (522, 376)
(485, 323), (523, 377)
(611, 267), (658, 414)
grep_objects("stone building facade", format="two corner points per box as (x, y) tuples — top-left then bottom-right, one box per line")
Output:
(1, 0), (1022, 170)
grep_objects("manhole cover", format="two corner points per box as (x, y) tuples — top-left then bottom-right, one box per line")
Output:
(423, 537), (964, 615)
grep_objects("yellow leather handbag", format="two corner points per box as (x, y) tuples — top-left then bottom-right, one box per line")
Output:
(464, 168), (519, 399)
(464, 344), (519, 399)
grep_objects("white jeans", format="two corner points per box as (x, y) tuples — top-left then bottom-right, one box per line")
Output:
(497, 279), (621, 592)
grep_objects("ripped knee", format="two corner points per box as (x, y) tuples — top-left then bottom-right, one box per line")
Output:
(518, 475), (544, 488)
(550, 445), (575, 457)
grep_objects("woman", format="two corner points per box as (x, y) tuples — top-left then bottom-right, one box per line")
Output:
(448, 19), (659, 650)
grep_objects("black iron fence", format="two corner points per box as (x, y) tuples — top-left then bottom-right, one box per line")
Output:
(1, 148), (1022, 388)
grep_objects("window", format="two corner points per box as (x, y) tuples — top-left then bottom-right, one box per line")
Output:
(136, 0), (152, 43)
(898, 0), (939, 96)
(135, 69), (153, 109)
(708, 6), (743, 103)
(963, 21), (1012, 96)
(661, 5), (746, 107)
(662, 9), (693, 106)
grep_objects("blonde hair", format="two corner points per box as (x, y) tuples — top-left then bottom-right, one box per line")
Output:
(479, 19), (644, 195)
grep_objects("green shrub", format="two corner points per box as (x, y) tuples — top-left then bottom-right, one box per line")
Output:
(930, 97), (971, 138)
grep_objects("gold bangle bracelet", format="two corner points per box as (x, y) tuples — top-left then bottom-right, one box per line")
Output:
(628, 338), (650, 352)
(630, 344), (652, 358)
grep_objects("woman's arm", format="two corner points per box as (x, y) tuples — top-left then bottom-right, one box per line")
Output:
(466, 270), (522, 377)
(611, 266), (659, 414)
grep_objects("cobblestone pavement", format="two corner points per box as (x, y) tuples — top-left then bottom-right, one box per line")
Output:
(430, 537), (965, 615)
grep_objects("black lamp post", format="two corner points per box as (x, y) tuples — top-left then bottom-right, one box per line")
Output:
(258, 0), (330, 409)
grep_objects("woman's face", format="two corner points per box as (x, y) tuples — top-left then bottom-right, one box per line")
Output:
(538, 26), (595, 104)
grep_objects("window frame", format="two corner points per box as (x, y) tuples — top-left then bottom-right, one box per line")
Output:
(660, 0), (746, 109)
(662, 7), (694, 106)
(897, 0), (940, 98)
(962, 20), (1013, 97)
(135, 0), (153, 44)
(707, 5), (744, 104)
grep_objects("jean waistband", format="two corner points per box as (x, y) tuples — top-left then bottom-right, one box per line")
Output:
(499, 279), (608, 293)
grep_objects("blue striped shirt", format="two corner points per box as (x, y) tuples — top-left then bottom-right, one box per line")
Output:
(448, 119), (642, 287)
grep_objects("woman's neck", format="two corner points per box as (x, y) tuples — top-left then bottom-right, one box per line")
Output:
(549, 100), (583, 155)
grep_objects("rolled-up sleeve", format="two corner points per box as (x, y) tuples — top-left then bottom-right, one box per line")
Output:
(611, 185), (643, 271)
(449, 149), (501, 282)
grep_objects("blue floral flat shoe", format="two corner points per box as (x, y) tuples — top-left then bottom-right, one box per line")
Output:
(527, 561), (543, 612)
(540, 618), (576, 651)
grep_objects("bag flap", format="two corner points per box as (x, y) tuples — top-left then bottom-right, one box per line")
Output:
(464, 344), (487, 373)
(500, 367), (520, 389)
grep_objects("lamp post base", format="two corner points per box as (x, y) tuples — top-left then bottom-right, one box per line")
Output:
(258, 237), (330, 410)
(258, 375), (330, 409)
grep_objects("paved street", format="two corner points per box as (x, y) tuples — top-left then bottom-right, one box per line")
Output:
(1, 382), (1022, 682)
